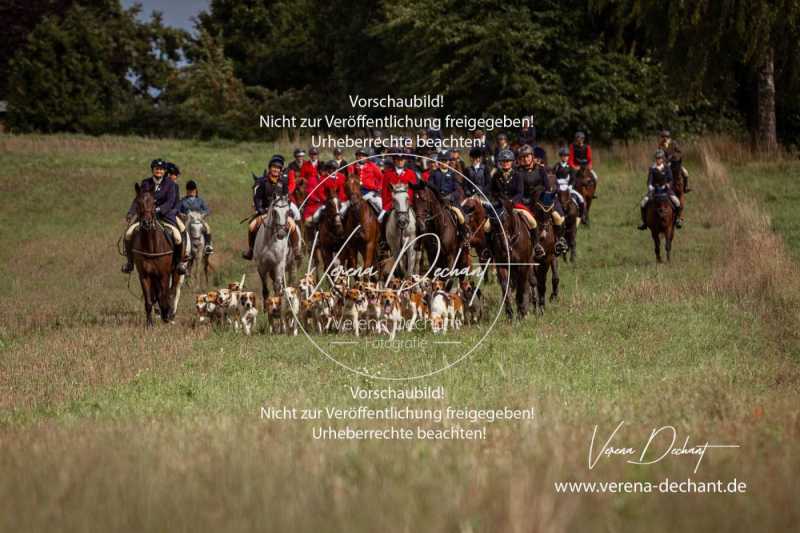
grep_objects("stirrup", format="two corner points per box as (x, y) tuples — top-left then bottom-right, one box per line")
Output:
(121, 262), (134, 273)
(204, 245), (214, 255)
(637, 223), (648, 231)
(675, 219), (683, 229)
(175, 262), (187, 275)
(242, 250), (253, 260)
(534, 244), (546, 258)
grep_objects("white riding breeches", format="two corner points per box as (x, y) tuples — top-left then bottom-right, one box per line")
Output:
(125, 220), (182, 244)
(362, 190), (383, 213)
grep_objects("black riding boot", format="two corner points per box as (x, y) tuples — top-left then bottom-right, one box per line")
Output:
(530, 228), (545, 258)
(174, 243), (187, 275)
(121, 238), (134, 273)
(289, 226), (302, 262)
(204, 232), (214, 255)
(684, 172), (691, 192)
(675, 206), (684, 229)
(242, 229), (256, 260)
(638, 205), (648, 230)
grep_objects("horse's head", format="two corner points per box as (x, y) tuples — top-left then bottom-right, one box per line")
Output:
(412, 184), (435, 229)
(134, 182), (157, 231)
(346, 174), (361, 202)
(556, 179), (572, 207)
(461, 197), (486, 230)
(270, 195), (291, 239)
(324, 188), (344, 234)
(391, 183), (410, 228)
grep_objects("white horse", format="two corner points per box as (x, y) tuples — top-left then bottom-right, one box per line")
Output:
(385, 183), (418, 279)
(183, 211), (209, 287)
(255, 196), (298, 305)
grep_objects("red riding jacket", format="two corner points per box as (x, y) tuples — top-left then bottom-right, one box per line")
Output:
(348, 160), (383, 191)
(381, 167), (417, 211)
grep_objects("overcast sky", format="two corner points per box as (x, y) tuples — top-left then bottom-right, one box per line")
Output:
(122, 0), (208, 32)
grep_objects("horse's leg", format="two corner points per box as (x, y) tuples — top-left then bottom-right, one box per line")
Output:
(584, 197), (592, 226)
(159, 273), (172, 323)
(140, 275), (154, 328)
(536, 263), (547, 314)
(260, 271), (269, 312)
(550, 257), (560, 303)
(652, 231), (662, 263)
(666, 227), (673, 262)
(514, 266), (528, 318)
(496, 266), (513, 319)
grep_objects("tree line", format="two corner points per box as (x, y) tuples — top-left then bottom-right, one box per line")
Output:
(3, 0), (799, 148)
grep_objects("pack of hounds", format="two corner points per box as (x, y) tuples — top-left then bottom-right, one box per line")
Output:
(194, 274), (485, 339)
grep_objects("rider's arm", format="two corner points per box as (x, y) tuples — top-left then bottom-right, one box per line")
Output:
(586, 145), (593, 168)
(199, 197), (210, 215)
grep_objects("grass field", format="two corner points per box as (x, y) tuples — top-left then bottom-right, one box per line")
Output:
(0, 134), (798, 532)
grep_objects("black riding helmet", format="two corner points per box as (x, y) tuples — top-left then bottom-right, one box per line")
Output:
(186, 180), (198, 191)
(268, 154), (285, 169)
(469, 147), (484, 159)
(323, 160), (338, 172)
(558, 147), (569, 156)
(165, 162), (180, 176)
(533, 146), (547, 161)
(150, 158), (166, 170)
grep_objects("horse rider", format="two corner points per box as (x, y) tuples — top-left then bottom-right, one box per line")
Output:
(165, 162), (180, 182)
(303, 160), (346, 227)
(658, 129), (690, 192)
(568, 131), (598, 195)
(426, 151), (469, 241)
(341, 147), (383, 216)
(287, 148), (306, 191)
(463, 146), (493, 200)
(380, 152), (418, 223)
(554, 146), (587, 219)
(517, 115), (536, 147)
(333, 148), (348, 171)
(493, 133), (511, 166)
(179, 180), (214, 255)
(122, 158), (188, 274)
(242, 154), (302, 261)
(482, 148), (541, 257)
(301, 146), (321, 181)
(516, 145), (569, 256)
(638, 149), (683, 230)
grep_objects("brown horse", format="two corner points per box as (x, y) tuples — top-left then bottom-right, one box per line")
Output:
(557, 187), (580, 263)
(645, 186), (675, 263)
(669, 159), (686, 223)
(573, 164), (596, 226)
(341, 175), (380, 274)
(531, 201), (560, 313)
(413, 184), (468, 276)
(130, 184), (183, 327)
(461, 196), (491, 263)
(487, 198), (533, 319)
(316, 188), (346, 274)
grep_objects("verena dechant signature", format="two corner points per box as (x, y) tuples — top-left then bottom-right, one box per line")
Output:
(589, 421), (740, 474)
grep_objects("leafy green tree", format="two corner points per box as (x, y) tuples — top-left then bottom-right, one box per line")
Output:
(591, 0), (800, 148)
(6, 1), (185, 133)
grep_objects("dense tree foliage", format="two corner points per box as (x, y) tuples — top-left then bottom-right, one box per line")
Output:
(4, 0), (800, 145)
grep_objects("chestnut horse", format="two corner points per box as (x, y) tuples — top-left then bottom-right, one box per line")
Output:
(531, 201), (560, 313)
(342, 175), (380, 274)
(573, 163), (596, 226)
(487, 198), (533, 319)
(646, 186), (675, 263)
(557, 186), (580, 263)
(130, 183), (184, 327)
(413, 183), (468, 276)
